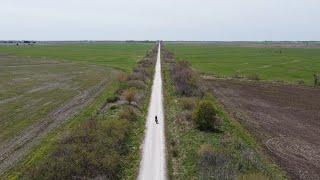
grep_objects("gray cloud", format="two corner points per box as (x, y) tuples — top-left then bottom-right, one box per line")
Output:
(1, 0), (319, 40)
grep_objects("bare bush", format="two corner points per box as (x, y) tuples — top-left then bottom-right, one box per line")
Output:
(134, 91), (145, 105)
(128, 71), (146, 82)
(123, 88), (137, 104)
(170, 61), (205, 97)
(162, 50), (175, 63)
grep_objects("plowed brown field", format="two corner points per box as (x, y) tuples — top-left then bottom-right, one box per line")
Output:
(206, 79), (320, 180)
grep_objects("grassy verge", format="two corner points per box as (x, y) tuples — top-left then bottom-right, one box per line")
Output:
(3, 45), (157, 179)
(162, 47), (286, 179)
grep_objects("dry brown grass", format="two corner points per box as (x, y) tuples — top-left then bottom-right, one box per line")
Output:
(123, 88), (137, 104)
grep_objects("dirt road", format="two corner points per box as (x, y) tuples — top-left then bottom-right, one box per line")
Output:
(138, 44), (166, 180)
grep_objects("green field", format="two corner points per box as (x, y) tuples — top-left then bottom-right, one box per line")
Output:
(0, 43), (151, 145)
(0, 43), (153, 72)
(166, 43), (320, 85)
(0, 56), (119, 145)
(0, 43), (153, 178)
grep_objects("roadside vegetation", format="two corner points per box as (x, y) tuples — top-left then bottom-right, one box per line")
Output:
(162, 45), (286, 179)
(1, 44), (157, 179)
(166, 43), (320, 85)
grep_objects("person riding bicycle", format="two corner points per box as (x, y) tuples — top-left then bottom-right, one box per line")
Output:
(155, 115), (159, 124)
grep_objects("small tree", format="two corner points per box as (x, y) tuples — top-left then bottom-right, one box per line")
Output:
(124, 88), (136, 104)
(192, 100), (218, 131)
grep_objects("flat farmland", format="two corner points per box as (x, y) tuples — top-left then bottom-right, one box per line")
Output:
(0, 43), (152, 72)
(0, 43), (152, 174)
(166, 43), (320, 85)
(0, 56), (118, 145)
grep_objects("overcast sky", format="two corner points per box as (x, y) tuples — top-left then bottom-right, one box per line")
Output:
(1, 0), (319, 41)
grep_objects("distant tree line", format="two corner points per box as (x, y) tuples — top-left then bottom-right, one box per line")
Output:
(0, 40), (36, 44)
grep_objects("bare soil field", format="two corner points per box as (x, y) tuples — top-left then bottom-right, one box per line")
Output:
(0, 55), (119, 174)
(206, 79), (320, 180)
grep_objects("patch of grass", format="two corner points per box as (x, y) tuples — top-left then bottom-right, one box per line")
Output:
(166, 43), (320, 85)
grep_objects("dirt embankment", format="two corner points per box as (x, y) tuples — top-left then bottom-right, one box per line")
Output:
(207, 79), (320, 180)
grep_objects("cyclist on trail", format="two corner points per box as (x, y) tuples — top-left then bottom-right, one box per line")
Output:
(155, 115), (159, 124)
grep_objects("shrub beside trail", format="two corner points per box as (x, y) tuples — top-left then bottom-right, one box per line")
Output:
(192, 100), (219, 131)
(169, 60), (205, 97)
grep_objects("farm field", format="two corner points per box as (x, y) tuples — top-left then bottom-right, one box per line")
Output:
(0, 43), (153, 176)
(0, 56), (118, 146)
(166, 43), (320, 85)
(0, 43), (153, 72)
(207, 79), (320, 179)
